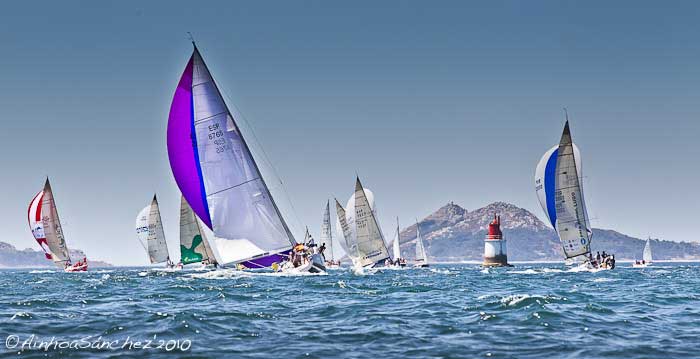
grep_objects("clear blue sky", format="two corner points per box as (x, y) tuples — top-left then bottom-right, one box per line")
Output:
(1, 1), (698, 265)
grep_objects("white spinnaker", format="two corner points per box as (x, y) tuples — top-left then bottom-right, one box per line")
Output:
(335, 199), (355, 260)
(320, 201), (334, 262)
(353, 178), (391, 267)
(191, 49), (294, 265)
(41, 180), (71, 264)
(643, 239), (653, 263)
(179, 196), (211, 264)
(554, 122), (592, 259)
(392, 218), (401, 260)
(415, 223), (428, 263)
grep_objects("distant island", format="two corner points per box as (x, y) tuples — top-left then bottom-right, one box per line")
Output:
(398, 201), (700, 262)
(0, 242), (112, 268)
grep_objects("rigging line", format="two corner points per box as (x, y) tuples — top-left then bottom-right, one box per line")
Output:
(205, 177), (261, 196)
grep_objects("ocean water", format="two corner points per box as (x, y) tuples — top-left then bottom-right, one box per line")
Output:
(0, 263), (698, 359)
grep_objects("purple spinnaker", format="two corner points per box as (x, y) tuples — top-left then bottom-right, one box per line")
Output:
(167, 57), (212, 228)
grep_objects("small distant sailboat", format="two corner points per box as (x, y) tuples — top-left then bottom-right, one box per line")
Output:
(535, 115), (613, 271)
(179, 196), (218, 269)
(335, 177), (391, 268)
(167, 43), (318, 272)
(335, 198), (358, 263)
(135, 195), (173, 267)
(391, 218), (406, 267)
(633, 238), (653, 268)
(320, 200), (340, 268)
(28, 178), (88, 272)
(414, 220), (429, 268)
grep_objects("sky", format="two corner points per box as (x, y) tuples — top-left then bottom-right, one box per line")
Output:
(1, 1), (699, 265)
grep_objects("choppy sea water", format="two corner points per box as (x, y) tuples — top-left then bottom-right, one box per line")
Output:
(0, 263), (698, 358)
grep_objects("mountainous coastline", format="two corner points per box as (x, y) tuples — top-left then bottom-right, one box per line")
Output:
(0, 242), (112, 268)
(398, 202), (700, 262)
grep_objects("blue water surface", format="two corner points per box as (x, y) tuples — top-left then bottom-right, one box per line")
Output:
(0, 263), (698, 358)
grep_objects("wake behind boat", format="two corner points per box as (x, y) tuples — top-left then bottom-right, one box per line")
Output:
(28, 178), (88, 272)
(535, 114), (615, 271)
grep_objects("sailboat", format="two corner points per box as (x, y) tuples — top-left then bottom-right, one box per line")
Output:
(320, 201), (340, 268)
(335, 177), (391, 268)
(633, 238), (653, 268)
(28, 178), (88, 272)
(535, 117), (612, 270)
(335, 198), (358, 263)
(414, 220), (429, 268)
(167, 43), (322, 272)
(179, 196), (218, 269)
(135, 195), (173, 268)
(390, 217), (406, 267)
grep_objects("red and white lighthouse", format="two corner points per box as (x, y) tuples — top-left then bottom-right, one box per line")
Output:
(483, 214), (511, 267)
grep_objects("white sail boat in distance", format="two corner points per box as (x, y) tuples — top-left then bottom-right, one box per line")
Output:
(28, 178), (88, 272)
(391, 217), (406, 267)
(135, 195), (173, 267)
(633, 238), (653, 268)
(414, 219), (429, 268)
(320, 200), (340, 268)
(350, 177), (391, 268)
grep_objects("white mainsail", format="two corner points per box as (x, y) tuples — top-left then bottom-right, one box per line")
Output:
(353, 178), (391, 267)
(415, 221), (428, 264)
(392, 217), (401, 260)
(643, 238), (653, 263)
(535, 121), (592, 260)
(135, 195), (170, 264)
(553, 121), (592, 259)
(320, 201), (334, 262)
(179, 196), (216, 265)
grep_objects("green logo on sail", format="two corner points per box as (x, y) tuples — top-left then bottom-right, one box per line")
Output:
(180, 235), (205, 264)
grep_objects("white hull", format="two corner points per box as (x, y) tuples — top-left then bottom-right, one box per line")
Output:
(632, 263), (651, 268)
(280, 253), (326, 274)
